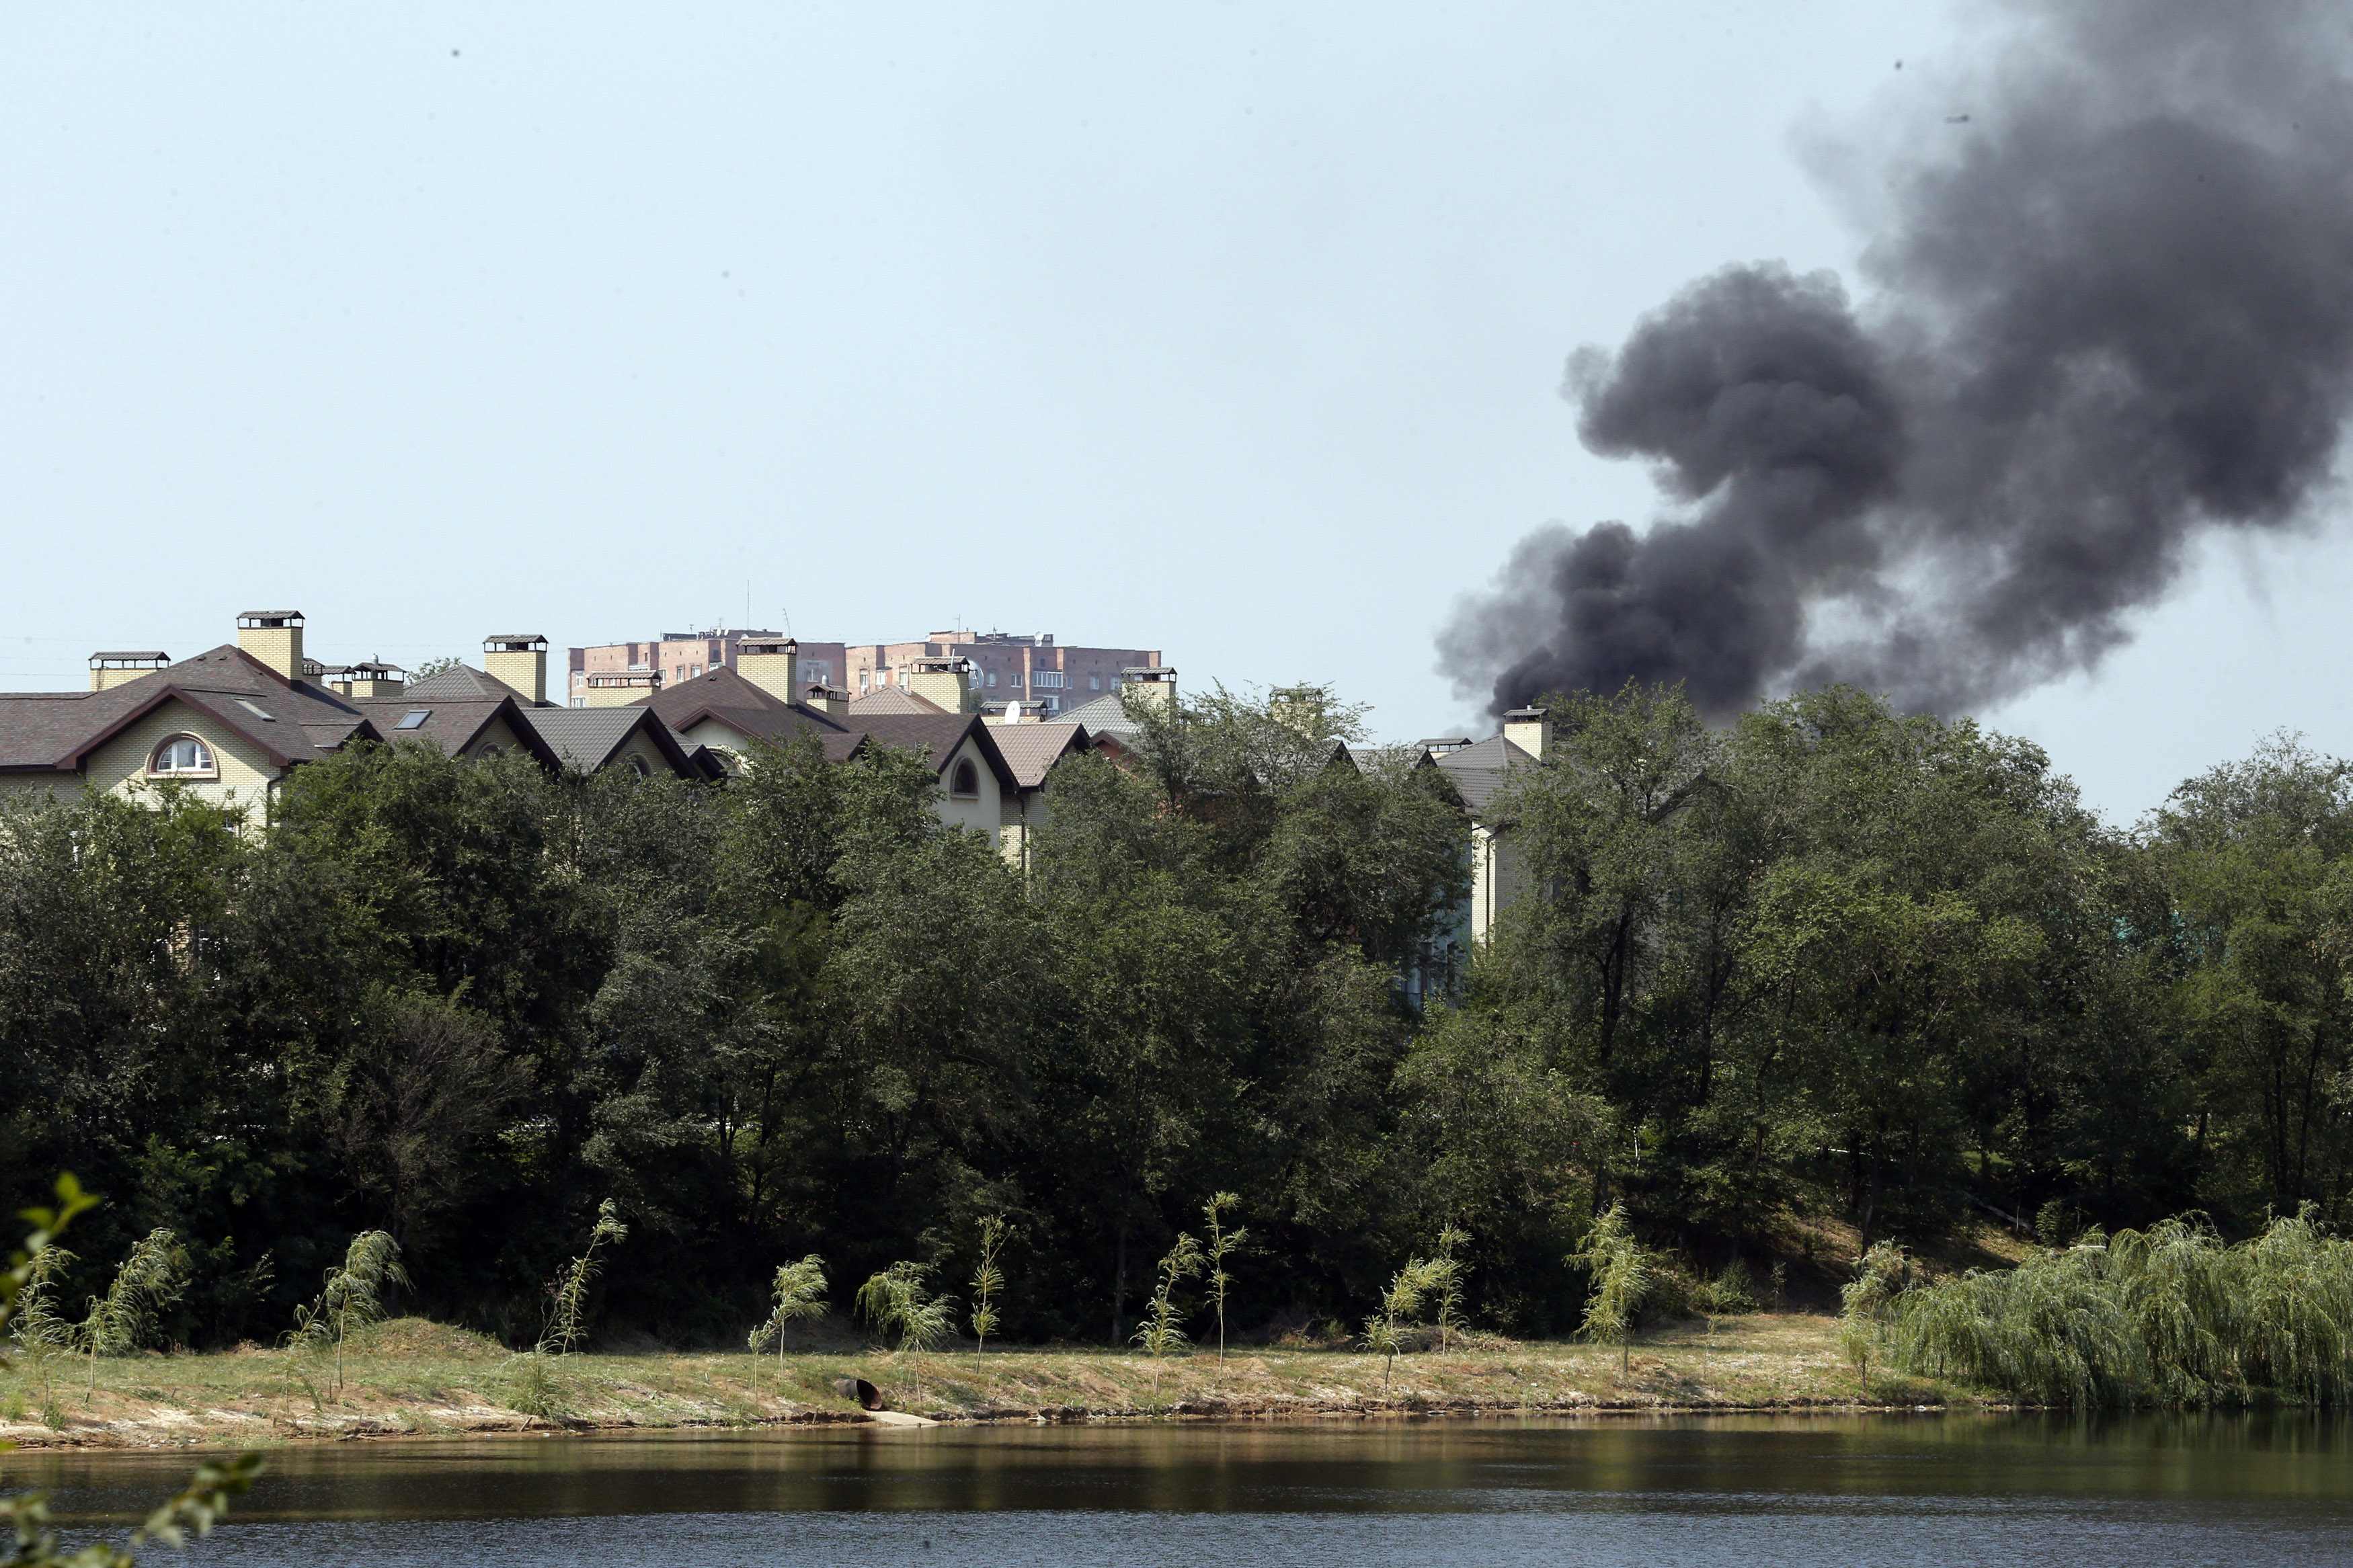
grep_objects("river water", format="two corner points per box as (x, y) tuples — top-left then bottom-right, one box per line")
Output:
(8, 1413), (2351, 1565)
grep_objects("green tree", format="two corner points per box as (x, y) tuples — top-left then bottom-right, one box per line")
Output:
(747, 1255), (828, 1381)
(1570, 1203), (1650, 1374)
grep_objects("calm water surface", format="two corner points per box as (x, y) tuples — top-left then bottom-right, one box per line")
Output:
(8, 1413), (2351, 1565)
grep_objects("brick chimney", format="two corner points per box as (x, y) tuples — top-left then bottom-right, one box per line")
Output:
(87, 651), (169, 692)
(737, 638), (800, 704)
(1119, 665), (1176, 712)
(334, 660), (406, 698)
(236, 610), (305, 681)
(485, 634), (549, 704)
(905, 656), (971, 713)
(1503, 706), (1551, 760)
(805, 683), (849, 719)
(582, 671), (661, 707)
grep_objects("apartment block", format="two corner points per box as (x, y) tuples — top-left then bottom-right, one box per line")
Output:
(842, 630), (1162, 716)
(571, 628), (1160, 717)
(568, 629), (848, 707)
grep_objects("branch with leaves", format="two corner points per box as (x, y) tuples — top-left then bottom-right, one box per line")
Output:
(969, 1217), (1010, 1353)
(747, 1254), (828, 1385)
(1571, 1203), (1652, 1375)
(284, 1230), (408, 1405)
(1201, 1195), (1246, 1362)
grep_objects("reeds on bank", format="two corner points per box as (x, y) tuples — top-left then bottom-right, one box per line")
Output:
(1881, 1210), (2353, 1407)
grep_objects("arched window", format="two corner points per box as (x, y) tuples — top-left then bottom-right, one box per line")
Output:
(149, 735), (216, 778)
(627, 753), (653, 778)
(474, 743), (504, 758)
(950, 758), (980, 798)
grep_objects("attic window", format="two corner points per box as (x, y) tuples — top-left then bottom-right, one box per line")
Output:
(148, 735), (216, 778)
(395, 709), (432, 731)
(235, 699), (276, 721)
(950, 759), (980, 798)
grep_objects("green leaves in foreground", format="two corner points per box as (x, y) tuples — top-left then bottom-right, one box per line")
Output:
(1, 1178), (261, 1567)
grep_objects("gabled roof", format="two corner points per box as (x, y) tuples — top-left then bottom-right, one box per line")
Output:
(851, 685), (952, 716)
(841, 714), (1021, 792)
(637, 665), (849, 746)
(1053, 690), (1137, 733)
(988, 722), (1090, 791)
(517, 708), (702, 777)
(350, 695), (565, 771)
(0, 645), (377, 774)
(1433, 733), (1538, 817)
(403, 663), (539, 704)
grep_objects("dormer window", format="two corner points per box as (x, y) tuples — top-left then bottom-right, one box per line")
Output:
(149, 735), (216, 778)
(950, 758), (980, 798)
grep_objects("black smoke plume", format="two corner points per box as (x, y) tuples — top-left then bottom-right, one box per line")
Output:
(1443, 1), (2353, 720)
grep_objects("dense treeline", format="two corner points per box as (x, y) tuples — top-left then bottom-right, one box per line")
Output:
(4, 684), (2350, 1348)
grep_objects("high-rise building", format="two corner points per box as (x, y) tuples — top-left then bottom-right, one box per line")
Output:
(567, 629), (846, 706)
(567, 628), (1161, 716)
(840, 630), (1162, 716)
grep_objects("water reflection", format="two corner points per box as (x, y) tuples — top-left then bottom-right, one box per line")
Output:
(7, 1414), (2350, 1567)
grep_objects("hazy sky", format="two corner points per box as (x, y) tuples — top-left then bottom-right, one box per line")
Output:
(6, 3), (2346, 823)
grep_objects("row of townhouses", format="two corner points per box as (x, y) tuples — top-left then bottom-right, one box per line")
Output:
(0, 610), (1558, 981)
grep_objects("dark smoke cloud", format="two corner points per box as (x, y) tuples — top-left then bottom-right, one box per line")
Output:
(1443, 1), (2353, 720)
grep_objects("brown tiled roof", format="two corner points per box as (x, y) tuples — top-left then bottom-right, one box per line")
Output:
(840, 714), (1020, 792)
(349, 696), (564, 770)
(518, 708), (703, 777)
(850, 686), (951, 716)
(638, 666), (848, 745)
(0, 645), (376, 773)
(988, 722), (1088, 790)
(404, 663), (539, 704)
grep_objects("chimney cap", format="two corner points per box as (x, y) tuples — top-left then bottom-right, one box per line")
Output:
(237, 610), (305, 626)
(739, 638), (798, 655)
(347, 659), (404, 675)
(89, 650), (170, 666)
(910, 655), (970, 672)
(484, 633), (548, 649)
(1503, 706), (1550, 721)
(1121, 666), (1175, 681)
(804, 683), (848, 700)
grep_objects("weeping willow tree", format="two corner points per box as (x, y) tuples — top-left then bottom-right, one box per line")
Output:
(1131, 1233), (1202, 1394)
(1886, 1209), (2353, 1408)
(9, 1243), (77, 1421)
(286, 1230), (409, 1403)
(77, 1229), (192, 1399)
(1839, 1241), (1915, 1400)
(1571, 1204), (1650, 1375)
(856, 1260), (957, 1405)
(1430, 1226), (1472, 1353)
(969, 1218), (1009, 1353)
(1201, 1195), (1245, 1362)
(508, 1198), (629, 1423)
(748, 1254), (828, 1385)
(1361, 1256), (1443, 1390)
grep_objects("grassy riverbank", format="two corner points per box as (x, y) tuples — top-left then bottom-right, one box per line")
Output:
(0, 1313), (1983, 1450)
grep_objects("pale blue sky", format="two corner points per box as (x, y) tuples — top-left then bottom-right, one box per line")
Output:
(5, 3), (2346, 822)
